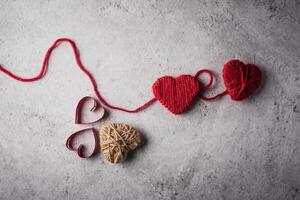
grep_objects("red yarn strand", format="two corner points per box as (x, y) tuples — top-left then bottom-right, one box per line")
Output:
(0, 38), (156, 113)
(200, 90), (228, 100)
(194, 68), (228, 101)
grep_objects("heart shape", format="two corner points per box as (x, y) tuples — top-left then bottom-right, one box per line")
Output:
(66, 128), (97, 158)
(100, 123), (141, 163)
(75, 96), (105, 124)
(223, 60), (262, 100)
(152, 75), (200, 114)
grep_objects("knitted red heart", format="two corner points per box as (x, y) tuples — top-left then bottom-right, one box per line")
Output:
(152, 75), (200, 114)
(223, 60), (262, 100)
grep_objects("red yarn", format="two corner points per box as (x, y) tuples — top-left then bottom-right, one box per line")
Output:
(152, 75), (200, 114)
(0, 38), (156, 113)
(0, 38), (262, 114)
(222, 60), (262, 100)
(194, 69), (228, 100)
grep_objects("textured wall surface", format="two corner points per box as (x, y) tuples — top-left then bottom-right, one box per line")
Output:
(0, 0), (299, 200)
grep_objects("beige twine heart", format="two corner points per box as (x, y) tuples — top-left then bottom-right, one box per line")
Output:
(99, 123), (141, 163)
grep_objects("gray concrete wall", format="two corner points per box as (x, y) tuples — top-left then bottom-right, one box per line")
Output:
(0, 0), (299, 199)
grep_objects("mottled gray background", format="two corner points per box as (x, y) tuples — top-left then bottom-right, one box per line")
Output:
(0, 0), (299, 200)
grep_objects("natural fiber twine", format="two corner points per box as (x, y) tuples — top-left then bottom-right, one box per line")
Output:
(99, 123), (141, 163)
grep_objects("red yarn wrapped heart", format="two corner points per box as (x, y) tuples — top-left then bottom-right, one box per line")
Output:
(152, 75), (200, 114)
(223, 60), (262, 100)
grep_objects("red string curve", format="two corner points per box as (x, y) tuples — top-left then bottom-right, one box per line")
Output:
(0, 38), (156, 113)
(194, 69), (228, 101)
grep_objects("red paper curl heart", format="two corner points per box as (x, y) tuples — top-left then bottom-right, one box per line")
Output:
(66, 128), (97, 158)
(223, 60), (262, 100)
(75, 96), (105, 124)
(66, 96), (105, 159)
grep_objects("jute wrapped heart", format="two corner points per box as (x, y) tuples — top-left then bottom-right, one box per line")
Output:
(99, 123), (141, 163)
